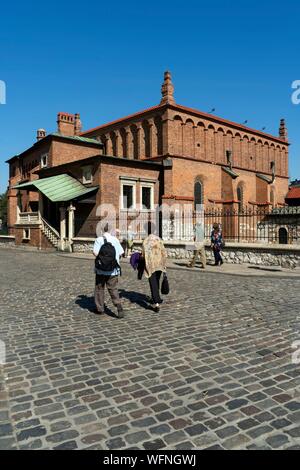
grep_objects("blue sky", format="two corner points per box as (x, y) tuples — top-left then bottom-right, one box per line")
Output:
(1, 0), (300, 192)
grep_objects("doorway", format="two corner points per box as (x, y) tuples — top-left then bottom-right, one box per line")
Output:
(279, 227), (288, 244)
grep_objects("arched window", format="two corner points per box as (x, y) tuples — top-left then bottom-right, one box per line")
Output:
(194, 180), (203, 210)
(237, 185), (244, 212)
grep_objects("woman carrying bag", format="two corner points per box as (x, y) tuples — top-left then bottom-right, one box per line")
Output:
(211, 222), (224, 266)
(142, 222), (168, 313)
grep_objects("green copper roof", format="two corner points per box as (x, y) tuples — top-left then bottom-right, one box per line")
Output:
(51, 133), (101, 145)
(13, 174), (98, 202)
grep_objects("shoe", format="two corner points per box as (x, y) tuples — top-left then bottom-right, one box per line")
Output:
(153, 304), (160, 313)
(117, 306), (124, 319)
(93, 308), (104, 315)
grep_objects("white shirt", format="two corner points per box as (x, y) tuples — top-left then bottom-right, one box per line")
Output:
(93, 232), (124, 276)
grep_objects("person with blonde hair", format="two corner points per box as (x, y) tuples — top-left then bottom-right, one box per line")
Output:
(142, 222), (167, 313)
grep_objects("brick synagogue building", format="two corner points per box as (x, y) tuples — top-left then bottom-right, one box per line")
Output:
(6, 72), (289, 250)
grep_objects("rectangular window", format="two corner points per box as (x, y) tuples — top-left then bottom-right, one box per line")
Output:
(82, 166), (93, 184)
(140, 184), (154, 210)
(122, 184), (134, 209)
(23, 228), (30, 240)
(142, 187), (151, 209)
(41, 154), (48, 168)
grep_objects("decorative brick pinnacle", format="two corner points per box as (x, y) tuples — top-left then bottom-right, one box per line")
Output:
(279, 118), (288, 141)
(160, 70), (175, 105)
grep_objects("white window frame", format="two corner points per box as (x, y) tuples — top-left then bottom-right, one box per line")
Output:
(140, 182), (154, 211)
(23, 228), (30, 240)
(40, 153), (48, 168)
(121, 180), (136, 210)
(82, 165), (93, 184)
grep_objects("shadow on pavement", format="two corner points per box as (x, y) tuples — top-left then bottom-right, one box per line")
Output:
(75, 294), (117, 318)
(119, 289), (152, 311)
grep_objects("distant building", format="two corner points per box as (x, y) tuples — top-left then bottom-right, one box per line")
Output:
(6, 72), (290, 250)
(286, 179), (300, 206)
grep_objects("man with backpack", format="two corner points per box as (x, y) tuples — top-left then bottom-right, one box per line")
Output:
(93, 224), (124, 318)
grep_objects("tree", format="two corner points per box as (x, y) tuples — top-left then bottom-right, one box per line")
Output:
(0, 191), (8, 233)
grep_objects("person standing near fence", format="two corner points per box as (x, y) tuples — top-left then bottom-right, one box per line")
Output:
(188, 221), (206, 269)
(142, 223), (167, 313)
(211, 222), (224, 266)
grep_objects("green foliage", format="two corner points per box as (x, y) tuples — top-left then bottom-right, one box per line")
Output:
(0, 191), (8, 233)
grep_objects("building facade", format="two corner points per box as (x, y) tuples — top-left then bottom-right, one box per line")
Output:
(6, 71), (290, 250)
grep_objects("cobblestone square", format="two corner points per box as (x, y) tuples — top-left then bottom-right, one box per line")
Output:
(0, 248), (299, 450)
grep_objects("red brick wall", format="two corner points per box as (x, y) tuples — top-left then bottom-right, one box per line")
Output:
(83, 105), (289, 207)
(72, 160), (160, 237)
(168, 157), (289, 206)
(99, 161), (160, 208)
(50, 141), (101, 167)
(14, 226), (54, 249)
(166, 109), (288, 178)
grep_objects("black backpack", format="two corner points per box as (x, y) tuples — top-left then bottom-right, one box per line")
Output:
(95, 236), (119, 273)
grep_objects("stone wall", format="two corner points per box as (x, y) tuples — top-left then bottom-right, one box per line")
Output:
(72, 237), (300, 269)
(73, 238), (94, 253)
(165, 245), (300, 269)
(163, 242), (300, 269)
(0, 235), (15, 247)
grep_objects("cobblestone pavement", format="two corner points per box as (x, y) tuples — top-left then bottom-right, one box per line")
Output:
(0, 247), (300, 450)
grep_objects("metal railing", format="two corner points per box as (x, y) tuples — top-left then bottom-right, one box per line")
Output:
(74, 206), (300, 245)
(163, 206), (300, 244)
(41, 217), (60, 239)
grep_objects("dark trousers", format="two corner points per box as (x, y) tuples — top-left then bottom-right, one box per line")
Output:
(95, 275), (121, 312)
(149, 271), (162, 304)
(213, 248), (222, 265)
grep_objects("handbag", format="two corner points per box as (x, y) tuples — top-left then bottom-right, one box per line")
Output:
(161, 273), (170, 295)
(130, 251), (141, 270)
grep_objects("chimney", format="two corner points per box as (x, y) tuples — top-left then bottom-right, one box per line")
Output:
(74, 113), (82, 135)
(160, 70), (175, 105)
(57, 112), (76, 136)
(279, 118), (288, 141)
(37, 128), (46, 141)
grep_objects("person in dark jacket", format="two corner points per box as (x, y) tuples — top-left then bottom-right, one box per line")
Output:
(211, 223), (224, 266)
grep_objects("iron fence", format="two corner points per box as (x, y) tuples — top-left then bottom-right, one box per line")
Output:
(75, 206), (300, 245)
(162, 206), (300, 244)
